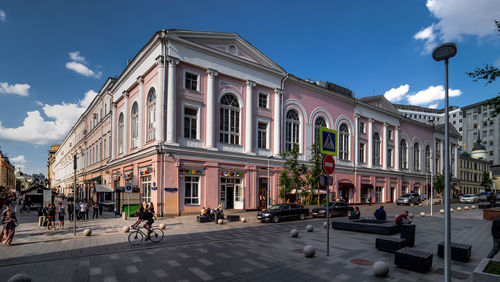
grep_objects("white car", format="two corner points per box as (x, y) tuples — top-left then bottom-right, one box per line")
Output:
(459, 194), (478, 203)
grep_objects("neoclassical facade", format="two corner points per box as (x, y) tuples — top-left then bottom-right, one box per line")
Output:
(52, 30), (459, 215)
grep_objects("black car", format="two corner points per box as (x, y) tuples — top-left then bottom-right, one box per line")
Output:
(311, 202), (353, 218)
(257, 203), (309, 223)
(478, 192), (492, 202)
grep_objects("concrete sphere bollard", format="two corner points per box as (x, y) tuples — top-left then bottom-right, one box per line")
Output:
(450, 208), (454, 213)
(409, 212), (414, 218)
(303, 245), (315, 258)
(240, 217), (246, 223)
(7, 274), (32, 282)
(419, 203), (423, 207)
(323, 221), (328, 229)
(83, 229), (92, 236)
(457, 207), (462, 212)
(440, 209), (445, 214)
(471, 205), (476, 209)
(290, 229), (299, 238)
(420, 212), (426, 217)
(159, 223), (166, 230)
(122, 226), (130, 233)
(410, 204), (414, 207)
(306, 224), (314, 232)
(373, 261), (390, 278)
(217, 219), (223, 224)
(464, 206), (469, 210)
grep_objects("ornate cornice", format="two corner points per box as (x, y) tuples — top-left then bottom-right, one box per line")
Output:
(246, 80), (256, 88)
(207, 68), (219, 77)
(166, 55), (180, 66)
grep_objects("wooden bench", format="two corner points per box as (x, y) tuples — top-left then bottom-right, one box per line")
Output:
(376, 237), (406, 253)
(395, 248), (433, 273)
(226, 215), (240, 222)
(437, 242), (471, 262)
(197, 215), (212, 223)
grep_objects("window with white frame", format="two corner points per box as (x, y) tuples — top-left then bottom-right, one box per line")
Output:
(184, 107), (198, 139)
(185, 72), (198, 91)
(373, 132), (381, 166)
(285, 109), (300, 151)
(131, 102), (139, 148)
(219, 94), (240, 145)
(258, 93), (268, 109)
(118, 113), (124, 154)
(257, 122), (268, 149)
(103, 138), (107, 159)
(359, 121), (366, 134)
(314, 117), (327, 145)
(146, 89), (156, 142)
(388, 148), (393, 167)
(400, 139), (408, 169)
(413, 142), (420, 171)
(359, 143), (366, 163)
(339, 123), (350, 161)
(184, 176), (200, 205)
(388, 129), (393, 140)
(425, 145), (431, 172)
(141, 175), (151, 203)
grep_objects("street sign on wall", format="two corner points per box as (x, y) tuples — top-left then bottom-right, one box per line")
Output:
(125, 185), (132, 193)
(322, 155), (335, 175)
(319, 127), (338, 156)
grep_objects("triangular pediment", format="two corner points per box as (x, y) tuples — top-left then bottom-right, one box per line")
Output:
(359, 95), (402, 116)
(168, 30), (284, 73)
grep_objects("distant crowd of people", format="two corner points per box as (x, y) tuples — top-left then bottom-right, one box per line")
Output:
(200, 204), (224, 221)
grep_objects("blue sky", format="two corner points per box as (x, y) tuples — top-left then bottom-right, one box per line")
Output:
(0, 0), (499, 175)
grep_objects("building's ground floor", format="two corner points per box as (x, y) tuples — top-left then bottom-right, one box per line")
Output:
(459, 182), (485, 195)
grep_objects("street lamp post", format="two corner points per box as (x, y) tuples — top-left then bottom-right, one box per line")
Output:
(433, 42), (457, 282)
(267, 156), (273, 208)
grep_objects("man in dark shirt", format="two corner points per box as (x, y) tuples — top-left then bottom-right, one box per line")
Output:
(374, 206), (387, 220)
(488, 218), (500, 258)
(141, 210), (155, 240)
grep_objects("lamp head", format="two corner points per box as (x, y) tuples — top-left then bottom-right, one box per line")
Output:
(432, 43), (457, 61)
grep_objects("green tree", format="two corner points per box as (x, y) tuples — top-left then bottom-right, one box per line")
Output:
(433, 170), (453, 194)
(278, 144), (308, 202)
(481, 171), (493, 191)
(16, 178), (22, 191)
(467, 20), (500, 117)
(305, 143), (323, 206)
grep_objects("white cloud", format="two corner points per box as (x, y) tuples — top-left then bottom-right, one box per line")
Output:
(11, 155), (27, 164)
(65, 51), (102, 78)
(0, 10), (5, 22)
(384, 84), (410, 103)
(428, 103), (439, 109)
(0, 90), (97, 145)
(407, 85), (462, 106)
(414, 0), (500, 53)
(35, 101), (44, 106)
(0, 82), (31, 96)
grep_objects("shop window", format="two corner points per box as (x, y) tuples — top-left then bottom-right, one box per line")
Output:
(185, 176), (200, 205)
(141, 175), (152, 203)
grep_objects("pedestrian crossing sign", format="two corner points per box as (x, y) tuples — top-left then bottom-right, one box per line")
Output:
(320, 127), (338, 156)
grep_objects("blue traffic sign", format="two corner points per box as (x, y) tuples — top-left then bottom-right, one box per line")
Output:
(319, 127), (338, 156)
(125, 185), (132, 193)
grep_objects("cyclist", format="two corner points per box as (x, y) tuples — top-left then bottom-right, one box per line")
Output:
(141, 210), (155, 240)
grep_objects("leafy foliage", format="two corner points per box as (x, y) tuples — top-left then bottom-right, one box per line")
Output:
(433, 171), (453, 194)
(481, 171), (493, 191)
(305, 143), (323, 205)
(278, 144), (307, 202)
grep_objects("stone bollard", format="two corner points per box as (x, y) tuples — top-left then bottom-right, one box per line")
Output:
(457, 207), (462, 212)
(217, 219), (223, 224)
(290, 229), (299, 238)
(464, 206), (469, 210)
(7, 274), (32, 282)
(83, 229), (92, 236)
(408, 212), (414, 218)
(420, 212), (426, 217)
(159, 223), (166, 230)
(373, 261), (390, 278)
(440, 209), (445, 214)
(410, 204), (414, 207)
(450, 208), (454, 213)
(323, 221), (328, 229)
(471, 205), (476, 209)
(303, 245), (315, 258)
(122, 226), (130, 233)
(306, 224), (314, 232)
(240, 217), (246, 223)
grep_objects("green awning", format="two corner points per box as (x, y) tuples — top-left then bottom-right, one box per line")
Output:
(87, 176), (102, 182)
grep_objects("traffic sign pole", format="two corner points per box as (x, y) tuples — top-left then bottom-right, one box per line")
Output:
(326, 175), (330, 257)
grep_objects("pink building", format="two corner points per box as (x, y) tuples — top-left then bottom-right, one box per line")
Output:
(54, 30), (459, 216)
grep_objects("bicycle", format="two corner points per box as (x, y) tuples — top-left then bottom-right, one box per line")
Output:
(128, 225), (164, 245)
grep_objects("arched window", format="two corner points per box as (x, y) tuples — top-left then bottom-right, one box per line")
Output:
(146, 89), (156, 142)
(118, 113), (124, 154)
(314, 116), (326, 145)
(400, 139), (408, 169)
(219, 94), (240, 145)
(414, 142), (420, 171)
(131, 102), (139, 148)
(425, 145), (431, 172)
(285, 109), (300, 151)
(372, 132), (381, 166)
(339, 123), (350, 161)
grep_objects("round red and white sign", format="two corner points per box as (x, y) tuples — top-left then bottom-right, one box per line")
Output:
(322, 155), (335, 175)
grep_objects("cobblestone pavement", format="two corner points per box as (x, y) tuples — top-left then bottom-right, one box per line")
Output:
(0, 202), (495, 282)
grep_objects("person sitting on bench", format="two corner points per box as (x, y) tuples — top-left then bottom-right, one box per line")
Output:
(349, 207), (360, 219)
(395, 211), (412, 225)
(374, 206), (387, 220)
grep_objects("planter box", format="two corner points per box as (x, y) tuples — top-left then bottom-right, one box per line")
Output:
(483, 208), (500, 220)
(473, 258), (500, 282)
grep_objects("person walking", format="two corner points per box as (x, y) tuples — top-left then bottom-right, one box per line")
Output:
(26, 198), (32, 213)
(92, 201), (99, 219)
(47, 203), (56, 230)
(368, 196), (372, 206)
(98, 200), (103, 216)
(487, 218), (500, 258)
(67, 201), (73, 222)
(57, 203), (65, 229)
(79, 201), (87, 221)
(0, 210), (17, 246)
(85, 200), (90, 220)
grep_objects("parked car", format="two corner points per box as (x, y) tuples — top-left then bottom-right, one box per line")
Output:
(257, 203), (309, 223)
(311, 202), (353, 218)
(396, 193), (421, 205)
(459, 194), (478, 203)
(478, 192), (492, 202)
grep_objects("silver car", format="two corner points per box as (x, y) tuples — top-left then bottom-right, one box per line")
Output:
(396, 193), (421, 205)
(459, 194), (478, 203)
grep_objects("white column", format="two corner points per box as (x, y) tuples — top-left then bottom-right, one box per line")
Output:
(111, 102), (117, 158)
(439, 141), (444, 174)
(354, 114), (359, 166)
(124, 92), (129, 154)
(245, 80), (256, 153)
(137, 76), (144, 149)
(155, 56), (165, 142)
(394, 126), (400, 170)
(273, 89), (282, 156)
(367, 118), (373, 168)
(166, 56), (179, 144)
(382, 123), (388, 170)
(206, 69), (218, 149)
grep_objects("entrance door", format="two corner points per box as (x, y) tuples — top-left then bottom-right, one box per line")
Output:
(391, 187), (396, 203)
(234, 184), (243, 209)
(226, 185), (234, 209)
(258, 178), (268, 210)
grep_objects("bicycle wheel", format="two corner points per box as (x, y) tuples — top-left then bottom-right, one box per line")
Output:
(128, 230), (144, 245)
(149, 228), (164, 243)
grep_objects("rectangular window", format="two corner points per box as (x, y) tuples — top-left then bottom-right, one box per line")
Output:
(359, 143), (366, 163)
(185, 72), (198, 91)
(375, 186), (383, 203)
(184, 107), (198, 139)
(258, 93), (268, 109)
(141, 176), (151, 203)
(388, 148), (393, 167)
(359, 121), (366, 134)
(184, 176), (200, 205)
(388, 130), (393, 140)
(257, 122), (268, 149)
(459, 127), (462, 131)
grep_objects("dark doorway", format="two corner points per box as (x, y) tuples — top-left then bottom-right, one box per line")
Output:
(226, 186), (234, 209)
(258, 178), (268, 210)
(390, 187), (395, 203)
